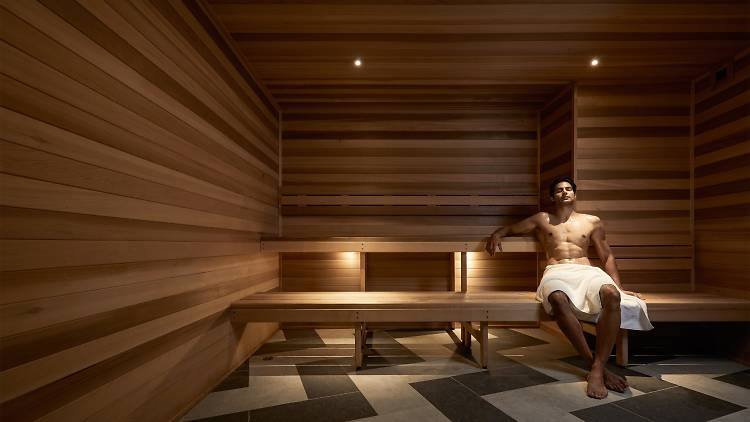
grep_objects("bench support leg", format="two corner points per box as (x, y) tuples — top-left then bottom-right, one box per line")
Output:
(461, 322), (471, 350)
(479, 321), (489, 369)
(616, 329), (628, 366)
(354, 322), (364, 369)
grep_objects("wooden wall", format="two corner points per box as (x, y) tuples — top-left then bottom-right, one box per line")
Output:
(0, 0), (279, 420)
(539, 85), (575, 211)
(367, 253), (452, 292)
(280, 99), (542, 292)
(281, 101), (540, 237)
(692, 50), (750, 299)
(281, 252), (360, 292)
(575, 82), (693, 292)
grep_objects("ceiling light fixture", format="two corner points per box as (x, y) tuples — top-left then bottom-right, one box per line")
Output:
(590, 58), (599, 67)
(354, 58), (362, 67)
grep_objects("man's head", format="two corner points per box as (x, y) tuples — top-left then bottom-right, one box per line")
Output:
(549, 176), (577, 205)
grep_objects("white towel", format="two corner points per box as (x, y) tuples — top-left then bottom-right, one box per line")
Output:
(536, 263), (654, 331)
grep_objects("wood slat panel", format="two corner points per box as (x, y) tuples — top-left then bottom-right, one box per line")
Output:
(204, 1), (749, 107)
(693, 51), (750, 298)
(539, 85), (574, 210)
(0, 0), (279, 420)
(281, 252), (360, 291)
(366, 253), (451, 292)
(574, 81), (692, 291)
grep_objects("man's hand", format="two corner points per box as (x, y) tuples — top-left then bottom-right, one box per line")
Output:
(485, 234), (502, 256)
(622, 290), (644, 300)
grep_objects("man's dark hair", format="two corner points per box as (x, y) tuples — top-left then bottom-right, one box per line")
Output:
(549, 176), (577, 198)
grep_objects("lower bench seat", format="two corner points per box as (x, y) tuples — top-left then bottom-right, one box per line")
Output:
(230, 291), (750, 368)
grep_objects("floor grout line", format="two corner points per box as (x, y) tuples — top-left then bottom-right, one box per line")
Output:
(610, 402), (658, 422)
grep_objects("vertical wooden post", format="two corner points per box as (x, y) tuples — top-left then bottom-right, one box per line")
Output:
(460, 252), (468, 346)
(460, 251), (468, 292)
(359, 252), (368, 356)
(480, 321), (489, 369)
(354, 322), (364, 368)
(359, 252), (367, 292)
(278, 253), (283, 291)
(449, 252), (456, 292)
(450, 252), (460, 329)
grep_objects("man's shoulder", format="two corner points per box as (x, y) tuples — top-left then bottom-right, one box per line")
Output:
(534, 211), (549, 222)
(578, 213), (602, 224)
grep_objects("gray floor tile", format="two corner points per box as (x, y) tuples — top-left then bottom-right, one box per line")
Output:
(250, 392), (376, 422)
(387, 329), (447, 339)
(489, 329), (548, 350)
(186, 328), (749, 422)
(254, 343), (351, 356)
(212, 360), (249, 392)
(283, 329), (326, 345)
(715, 370), (750, 390)
(297, 357), (354, 375)
(365, 346), (425, 367)
(362, 334), (426, 367)
(410, 377), (516, 422)
(452, 363), (557, 395)
(213, 373), (250, 392)
(560, 355), (675, 393)
(624, 376), (677, 393)
(299, 374), (360, 399)
(366, 330), (401, 345)
(614, 386), (745, 422)
(189, 411), (248, 422)
(572, 403), (651, 422)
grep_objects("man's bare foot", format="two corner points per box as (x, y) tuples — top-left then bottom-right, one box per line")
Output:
(586, 368), (608, 399)
(604, 369), (628, 393)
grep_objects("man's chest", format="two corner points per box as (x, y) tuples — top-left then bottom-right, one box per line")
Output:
(538, 219), (594, 245)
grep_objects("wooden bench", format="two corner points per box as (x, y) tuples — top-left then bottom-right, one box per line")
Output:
(230, 291), (750, 368)
(234, 237), (750, 368)
(230, 291), (544, 368)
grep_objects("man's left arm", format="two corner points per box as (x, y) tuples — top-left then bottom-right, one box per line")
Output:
(591, 217), (643, 299)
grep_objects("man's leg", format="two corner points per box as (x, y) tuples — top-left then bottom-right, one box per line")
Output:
(549, 288), (627, 398)
(548, 291), (593, 361)
(588, 285), (627, 398)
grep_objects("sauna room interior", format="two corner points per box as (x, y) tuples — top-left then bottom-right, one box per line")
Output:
(1, 1), (749, 421)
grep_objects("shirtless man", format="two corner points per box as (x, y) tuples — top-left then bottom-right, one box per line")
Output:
(485, 176), (648, 399)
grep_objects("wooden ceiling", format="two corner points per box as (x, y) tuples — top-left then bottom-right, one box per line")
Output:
(203, 0), (750, 109)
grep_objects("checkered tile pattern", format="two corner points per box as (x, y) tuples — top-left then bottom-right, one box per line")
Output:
(183, 327), (748, 422)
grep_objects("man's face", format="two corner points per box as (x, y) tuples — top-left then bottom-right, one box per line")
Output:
(551, 181), (576, 205)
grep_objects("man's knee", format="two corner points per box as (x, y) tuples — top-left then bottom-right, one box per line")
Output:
(548, 291), (569, 309)
(599, 285), (621, 308)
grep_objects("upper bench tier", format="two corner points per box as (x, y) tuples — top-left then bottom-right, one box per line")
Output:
(260, 236), (541, 253)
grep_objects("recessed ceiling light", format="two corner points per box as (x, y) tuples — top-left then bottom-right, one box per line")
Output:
(354, 58), (362, 67)
(590, 58), (599, 67)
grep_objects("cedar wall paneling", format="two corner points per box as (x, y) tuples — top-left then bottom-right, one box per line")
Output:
(468, 252), (540, 292)
(539, 85), (575, 210)
(575, 83), (693, 292)
(366, 253), (451, 292)
(280, 102), (540, 292)
(281, 102), (539, 237)
(0, 1), (279, 420)
(281, 252), (360, 292)
(693, 51), (750, 299)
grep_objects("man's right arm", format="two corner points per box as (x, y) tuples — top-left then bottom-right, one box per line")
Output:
(485, 213), (541, 256)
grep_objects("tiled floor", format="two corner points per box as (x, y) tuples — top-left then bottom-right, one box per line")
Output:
(183, 327), (748, 422)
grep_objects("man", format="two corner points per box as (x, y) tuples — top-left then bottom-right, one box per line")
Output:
(485, 175), (653, 399)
